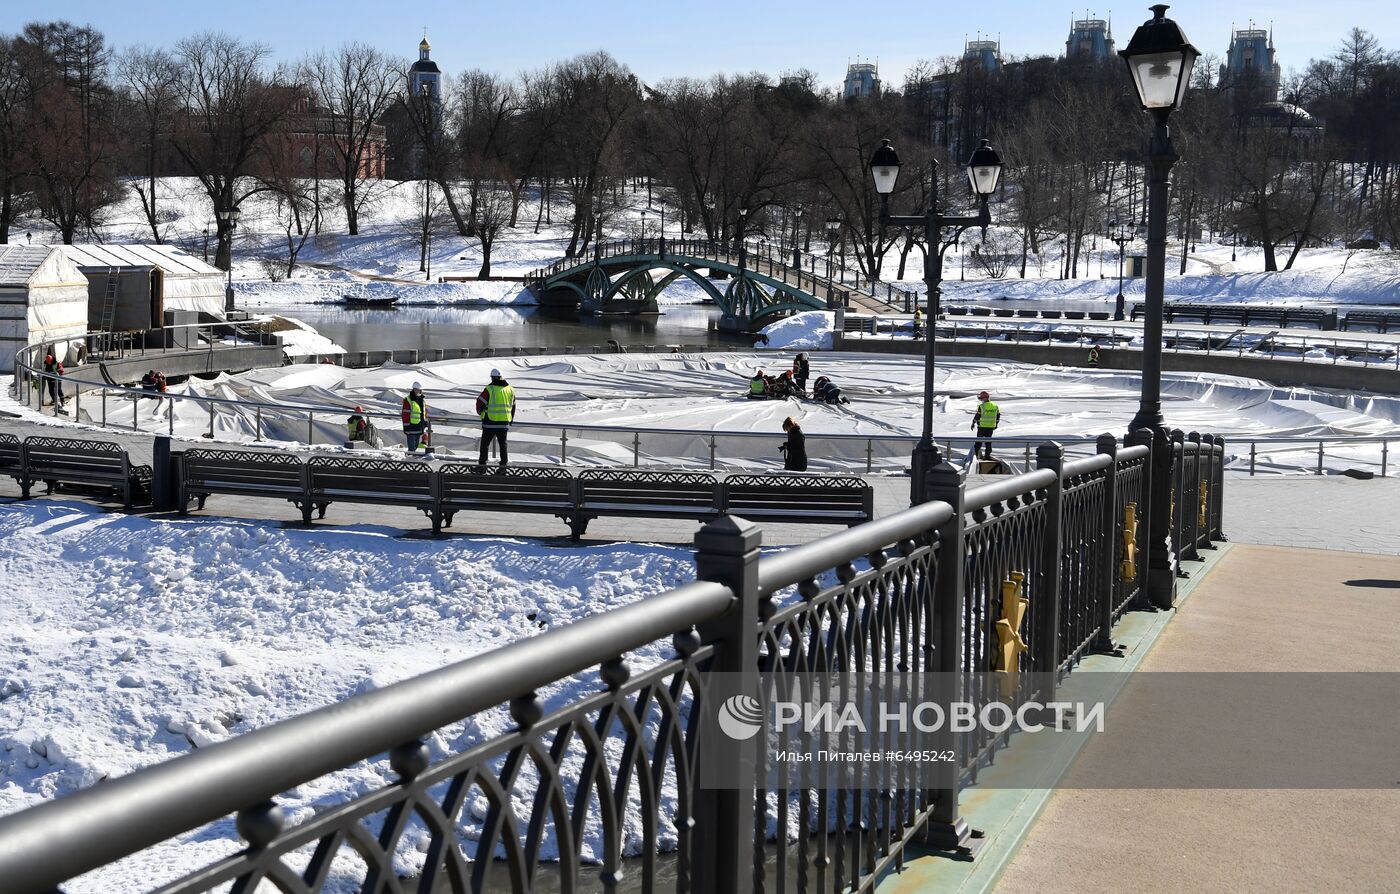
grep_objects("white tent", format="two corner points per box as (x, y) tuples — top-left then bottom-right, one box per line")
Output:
(0, 245), (89, 373)
(55, 244), (226, 329)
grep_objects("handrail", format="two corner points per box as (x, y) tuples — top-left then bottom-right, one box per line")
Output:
(756, 499), (954, 596)
(0, 577), (735, 892)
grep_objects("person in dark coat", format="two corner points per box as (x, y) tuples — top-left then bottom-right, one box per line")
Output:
(779, 416), (808, 472)
(813, 376), (849, 405)
(792, 353), (810, 394)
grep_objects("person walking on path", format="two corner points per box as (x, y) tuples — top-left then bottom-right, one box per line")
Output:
(41, 353), (66, 413)
(779, 416), (808, 472)
(970, 390), (1001, 459)
(401, 382), (429, 452)
(476, 368), (517, 468)
(792, 353), (810, 395)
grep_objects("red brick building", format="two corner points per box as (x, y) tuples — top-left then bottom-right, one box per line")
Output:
(279, 92), (389, 180)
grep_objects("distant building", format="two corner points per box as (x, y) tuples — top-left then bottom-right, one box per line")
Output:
(843, 62), (880, 100)
(1065, 18), (1115, 63)
(1220, 28), (1281, 101)
(409, 33), (443, 106)
(963, 40), (1001, 73)
(407, 33), (445, 176)
(281, 90), (388, 180)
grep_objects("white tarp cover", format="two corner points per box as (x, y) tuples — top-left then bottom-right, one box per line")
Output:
(56, 244), (226, 320)
(121, 352), (1400, 475)
(0, 246), (89, 372)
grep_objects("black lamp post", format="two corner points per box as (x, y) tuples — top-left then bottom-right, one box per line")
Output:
(1107, 219), (1131, 320)
(1120, 3), (1199, 434)
(202, 228), (210, 264)
(871, 138), (1003, 502)
(215, 206), (241, 312)
(792, 204), (804, 268)
(824, 216), (840, 280)
(737, 206), (748, 276)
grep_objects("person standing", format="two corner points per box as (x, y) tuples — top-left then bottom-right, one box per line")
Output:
(970, 390), (1001, 459)
(42, 353), (66, 413)
(779, 416), (808, 472)
(912, 305), (923, 338)
(401, 382), (429, 452)
(1087, 344), (1101, 367)
(476, 368), (517, 468)
(792, 353), (810, 394)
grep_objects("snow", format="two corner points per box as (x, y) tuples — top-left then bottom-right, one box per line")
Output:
(0, 501), (707, 890)
(757, 311), (835, 350)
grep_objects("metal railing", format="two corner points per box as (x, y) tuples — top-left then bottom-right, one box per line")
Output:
(842, 314), (1400, 370)
(12, 333), (1393, 477)
(525, 238), (919, 313)
(0, 432), (1220, 893)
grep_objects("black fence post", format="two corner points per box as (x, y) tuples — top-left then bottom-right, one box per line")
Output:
(1146, 427), (1177, 610)
(1200, 433), (1217, 550)
(1125, 428), (1155, 608)
(693, 515), (762, 894)
(1092, 434), (1122, 654)
(1034, 442), (1065, 690)
(920, 462), (971, 853)
(1182, 432), (1204, 561)
(1169, 429), (1188, 579)
(151, 436), (175, 512)
(1210, 434), (1227, 542)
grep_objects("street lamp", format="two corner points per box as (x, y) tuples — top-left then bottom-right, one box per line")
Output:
(215, 206), (241, 311)
(737, 206), (748, 275)
(1119, 2), (1198, 433)
(870, 137), (1003, 502)
(824, 216), (841, 280)
(1107, 219), (1131, 320)
(791, 204), (804, 268)
(202, 228), (210, 264)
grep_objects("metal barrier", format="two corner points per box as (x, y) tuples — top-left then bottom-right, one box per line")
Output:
(0, 431), (1223, 893)
(11, 334), (1392, 476)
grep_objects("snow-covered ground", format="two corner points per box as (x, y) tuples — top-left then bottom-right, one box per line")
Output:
(13, 177), (1400, 311)
(0, 501), (707, 890)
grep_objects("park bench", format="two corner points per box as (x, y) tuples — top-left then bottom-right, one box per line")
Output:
(177, 449), (309, 515)
(21, 436), (151, 509)
(572, 469), (722, 539)
(720, 473), (874, 526)
(304, 456), (437, 524)
(437, 464), (576, 535)
(1340, 310), (1400, 333)
(0, 434), (21, 485)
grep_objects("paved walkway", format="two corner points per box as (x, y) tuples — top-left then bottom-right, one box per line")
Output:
(994, 544), (1400, 893)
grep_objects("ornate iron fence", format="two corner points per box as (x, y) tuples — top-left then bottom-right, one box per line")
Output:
(0, 433), (1225, 894)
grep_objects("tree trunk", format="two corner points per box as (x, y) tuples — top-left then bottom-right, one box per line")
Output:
(478, 238), (493, 279)
(344, 185), (359, 236)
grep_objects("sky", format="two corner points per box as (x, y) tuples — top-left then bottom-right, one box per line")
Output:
(14, 1), (1397, 88)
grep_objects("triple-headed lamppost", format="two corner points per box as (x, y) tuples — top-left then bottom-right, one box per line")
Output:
(869, 138), (1003, 503)
(1119, 3), (1199, 434)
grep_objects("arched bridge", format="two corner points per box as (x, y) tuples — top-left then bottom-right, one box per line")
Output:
(525, 237), (912, 331)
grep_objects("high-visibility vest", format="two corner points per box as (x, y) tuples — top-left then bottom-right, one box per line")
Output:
(976, 401), (1000, 429)
(405, 396), (425, 426)
(482, 383), (515, 423)
(347, 417), (364, 438)
(1088, 347), (1101, 362)
(750, 377), (766, 395)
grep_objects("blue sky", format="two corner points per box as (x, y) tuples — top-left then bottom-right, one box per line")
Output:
(17, 1), (1397, 87)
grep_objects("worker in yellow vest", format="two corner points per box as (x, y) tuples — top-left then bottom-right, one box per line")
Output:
(401, 383), (429, 452)
(970, 390), (1001, 459)
(475, 368), (517, 468)
(1087, 344), (1101, 367)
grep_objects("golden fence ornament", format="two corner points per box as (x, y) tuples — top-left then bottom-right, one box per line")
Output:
(1199, 479), (1209, 527)
(994, 572), (1029, 699)
(1121, 501), (1139, 583)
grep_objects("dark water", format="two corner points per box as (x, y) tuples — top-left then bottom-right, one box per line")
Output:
(263, 304), (749, 353)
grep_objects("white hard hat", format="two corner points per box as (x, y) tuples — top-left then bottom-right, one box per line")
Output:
(490, 368), (502, 378)
(412, 381), (422, 390)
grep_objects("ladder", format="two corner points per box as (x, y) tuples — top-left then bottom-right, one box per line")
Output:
(98, 268), (121, 356)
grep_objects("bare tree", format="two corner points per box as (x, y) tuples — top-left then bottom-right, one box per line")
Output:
(117, 45), (180, 242)
(169, 33), (295, 270)
(302, 43), (401, 236)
